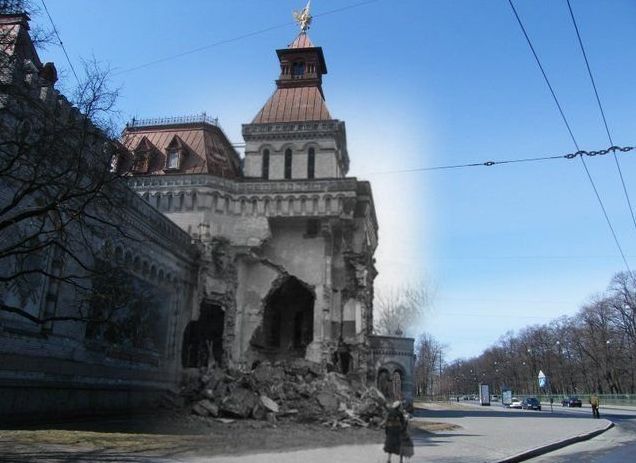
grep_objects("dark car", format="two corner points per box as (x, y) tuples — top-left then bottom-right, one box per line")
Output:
(561, 396), (582, 407)
(522, 397), (542, 410)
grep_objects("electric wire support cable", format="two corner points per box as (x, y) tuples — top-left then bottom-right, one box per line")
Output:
(366, 145), (634, 175)
(508, 0), (634, 278)
(566, 0), (636, 233)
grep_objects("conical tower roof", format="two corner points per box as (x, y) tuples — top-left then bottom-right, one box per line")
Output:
(288, 32), (314, 49)
(251, 31), (331, 124)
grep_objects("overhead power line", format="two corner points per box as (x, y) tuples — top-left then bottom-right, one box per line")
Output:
(507, 0), (633, 277)
(363, 145), (633, 175)
(40, 0), (79, 85)
(566, 0), (636, 233)
(115, 0), (382, 76)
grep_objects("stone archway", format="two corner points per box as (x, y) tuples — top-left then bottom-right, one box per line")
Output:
(378, 368), (392, 398)
(378, 363), (405, 401)
(261, 276), (314, 358)
(181, 302), (225, 368)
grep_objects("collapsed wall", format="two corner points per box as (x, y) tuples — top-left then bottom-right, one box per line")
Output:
(127, 171), (378, 382)
(176, 359), (388, 428)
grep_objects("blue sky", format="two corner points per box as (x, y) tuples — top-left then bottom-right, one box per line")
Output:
(37, 0), (636, 360)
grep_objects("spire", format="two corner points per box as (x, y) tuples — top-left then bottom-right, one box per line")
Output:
(292, 0), (312, 33)
(248, 1), (331, 124)
(289, 32), (314, 49)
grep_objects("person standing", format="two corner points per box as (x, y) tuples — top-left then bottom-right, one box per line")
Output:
(384, 401), (406, 463)
(589, 394), (600, 418)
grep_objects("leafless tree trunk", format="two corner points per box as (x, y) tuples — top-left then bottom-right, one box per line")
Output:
(374, 281), (435, 337)
(0, 4), (138, 327)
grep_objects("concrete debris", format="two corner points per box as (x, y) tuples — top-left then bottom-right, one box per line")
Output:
(199, 399), (219, 417)
(192, 403), (210, 417)
(260, 395), (279, 413)
(220, 387), (258, 418)
(176, 359), (388, 428)
(215, 418), (235, 424)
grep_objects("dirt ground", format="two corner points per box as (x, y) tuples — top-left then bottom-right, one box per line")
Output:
(0, 408), (459, 462)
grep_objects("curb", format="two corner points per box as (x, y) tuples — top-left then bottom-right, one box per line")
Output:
(496, 420), (615, 463)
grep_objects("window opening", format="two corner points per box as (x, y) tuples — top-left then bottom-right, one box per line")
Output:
(307, 147), (315, 179)
(284, 148), (292, 179)
(262, 149), (270, 179)
(167, 149), (179, 169)
(292, 61), (305, 77)
(259, 277), (314, 359)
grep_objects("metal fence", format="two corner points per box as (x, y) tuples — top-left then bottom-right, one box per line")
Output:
(423, 393), (636, 407)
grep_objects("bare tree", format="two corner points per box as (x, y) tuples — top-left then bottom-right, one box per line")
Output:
(374, 281), (435, 337)
(0, 6), (136, 326)
(441, 272), (636, 396)
(414, 332), (445, 396)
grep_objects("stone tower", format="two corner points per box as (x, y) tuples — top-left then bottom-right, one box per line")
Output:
(242, 31), (349, 180)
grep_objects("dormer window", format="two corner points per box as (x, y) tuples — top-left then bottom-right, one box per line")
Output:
(164, 135), (187, 171)
(167, 149), (180, 169)
(133, 152), (149, 173)
(132, 136), (156, 174)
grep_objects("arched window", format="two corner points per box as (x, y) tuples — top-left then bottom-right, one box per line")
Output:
(262, 149), (270, 179)
(307, 147), (315, 179)
(284, 148), (292, 179)
(292, 61), (305, 77)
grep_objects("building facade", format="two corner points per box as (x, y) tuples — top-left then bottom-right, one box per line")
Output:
(122, 29), (379, 379)
(0, 8), (414, 419)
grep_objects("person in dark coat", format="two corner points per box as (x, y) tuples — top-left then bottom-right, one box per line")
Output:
(384, 401), (408, 463)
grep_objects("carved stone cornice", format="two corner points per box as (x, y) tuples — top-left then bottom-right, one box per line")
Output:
(242, 120), (343, 142)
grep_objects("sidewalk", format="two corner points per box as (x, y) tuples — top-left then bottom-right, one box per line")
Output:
(189, 402), (613, 463)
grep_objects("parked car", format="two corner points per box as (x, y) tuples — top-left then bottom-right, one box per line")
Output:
(509, 398), (523, 409)
(522, 397), (542, 410)
(561, 396), (582, 407)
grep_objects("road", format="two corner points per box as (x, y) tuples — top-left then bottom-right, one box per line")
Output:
(468, 401), (636, 463)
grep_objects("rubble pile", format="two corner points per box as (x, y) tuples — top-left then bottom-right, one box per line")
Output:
(178, 359), (388, 428)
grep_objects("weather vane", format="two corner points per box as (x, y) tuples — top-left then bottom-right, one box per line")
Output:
(293, 0), (312, 33)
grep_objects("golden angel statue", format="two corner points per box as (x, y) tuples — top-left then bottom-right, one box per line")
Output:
(293, 0), (312, 32)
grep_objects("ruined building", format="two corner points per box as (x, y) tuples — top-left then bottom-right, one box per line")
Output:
(122, 28), (379, 376)
(0, 8), (414, 420)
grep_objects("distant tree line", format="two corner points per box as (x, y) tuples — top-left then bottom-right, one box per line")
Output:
(442, 272), (636, 396)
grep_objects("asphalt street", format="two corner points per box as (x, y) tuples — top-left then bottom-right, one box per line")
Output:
(521, 405), (636, 463)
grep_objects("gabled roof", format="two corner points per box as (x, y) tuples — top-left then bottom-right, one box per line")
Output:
(166, 134), (187, 151)
(135, 136), (155, 152)
(251, 86), (332, 124)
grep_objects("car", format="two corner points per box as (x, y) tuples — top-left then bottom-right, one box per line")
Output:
(522, 397), (542, 410)
(561, 396), (582, 407)
(509, 397), (523, 409)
